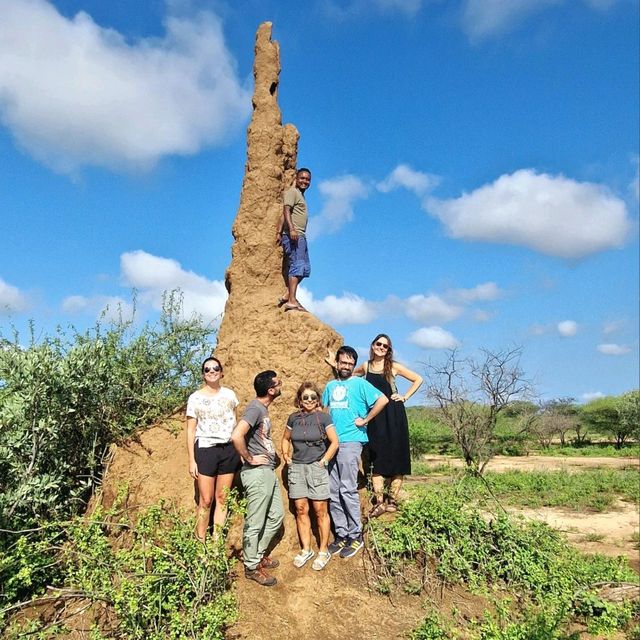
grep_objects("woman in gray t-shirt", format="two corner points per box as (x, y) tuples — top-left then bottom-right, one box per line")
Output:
(281, 382), (338, 571)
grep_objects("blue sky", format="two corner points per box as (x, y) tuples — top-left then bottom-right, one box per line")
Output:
(1, 0), (638, 403)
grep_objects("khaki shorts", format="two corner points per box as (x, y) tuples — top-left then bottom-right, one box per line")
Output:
(288, 461), (330, 500)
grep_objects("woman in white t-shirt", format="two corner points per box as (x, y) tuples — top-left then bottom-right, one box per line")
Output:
(186, 357), (240, 541)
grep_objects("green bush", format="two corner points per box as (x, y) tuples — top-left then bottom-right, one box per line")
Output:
(369, 486), (637, 635)
(0, 294), (215, 608)
(0, 294), (214, 535)
(2, 498), (239, 639)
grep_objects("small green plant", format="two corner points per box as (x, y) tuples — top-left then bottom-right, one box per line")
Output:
(1, 495), (240, 639)
(370, 485), (637, 637)
(463, 468), (639, 512)
(472, 607), (579, 639)
(410, 612), (451, 640)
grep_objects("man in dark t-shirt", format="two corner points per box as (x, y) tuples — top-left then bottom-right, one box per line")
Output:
(231, 370), (284, 587)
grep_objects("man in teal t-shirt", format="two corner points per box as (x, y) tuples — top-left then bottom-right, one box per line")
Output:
(322, 346), (388, 559)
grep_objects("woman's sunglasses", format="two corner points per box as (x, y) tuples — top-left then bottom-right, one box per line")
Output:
(204, 365), (222, 373)
(301, 394), (318, 401)
(374, 341), (390, 350)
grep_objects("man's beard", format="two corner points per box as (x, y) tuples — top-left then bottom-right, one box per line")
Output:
(337, 369), (352, 380)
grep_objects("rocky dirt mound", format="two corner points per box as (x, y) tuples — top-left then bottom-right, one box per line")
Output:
(94, 21), (427, 640)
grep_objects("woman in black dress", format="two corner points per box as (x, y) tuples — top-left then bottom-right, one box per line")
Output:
(355, 334), (423, 517)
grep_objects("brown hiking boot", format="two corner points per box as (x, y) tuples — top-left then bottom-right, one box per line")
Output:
(245, 566), (277, 587)
(259, 555), (280, 569)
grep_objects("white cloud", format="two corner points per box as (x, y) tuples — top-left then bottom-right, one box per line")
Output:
(426, 169), (631, 259)
(408, 326), (459, 349)
(120, 250), (227, 322)
(557, 320), (578, 337)
(460, 0), (560, 40)
(405, 294), (462, 324)
(473, 309), (495, 322)
(530, 324), (548, 336)
(597, 343), (631, 356)
(0, 0), (250, 173)
(0, 277), (29, 314)
(582, 0), (618, 10)
(582, 391), (605, 402)
(300, 289), (377, 325)
(375, 0), (423, 14)
(377, 164), (440, 197)
(323, 0), (423, 19)
(460, 0), (617, 40)
(61, 294), (134, 321)
(448, 282), (502, 303)
(307, 175), (369, 240)
(603, 320), (625, 335)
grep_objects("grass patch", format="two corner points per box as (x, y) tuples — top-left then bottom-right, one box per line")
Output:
(465, 468), (640, 512)
(537, 443), (640, 458)
(581, 533), (606, 543)
(410, 460), (455, 476)
(368, 485), (638, 638)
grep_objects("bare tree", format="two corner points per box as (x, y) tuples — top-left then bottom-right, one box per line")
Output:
(425, 347), (533, 474)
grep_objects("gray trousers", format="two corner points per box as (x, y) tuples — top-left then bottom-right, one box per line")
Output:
(240, 466), (284, 570)
(328, 441), (363, 539)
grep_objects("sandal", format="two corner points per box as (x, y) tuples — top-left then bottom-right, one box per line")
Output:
(385, 500), (398, 513)
(293, 548), (315, 568)
(284, 304), (308, 312)
(312, 551), (331, 571)
(369, 503), (387, 518)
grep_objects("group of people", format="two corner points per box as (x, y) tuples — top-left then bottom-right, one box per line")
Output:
(185, 336), (423, 587)
(185, 167), (423, 586)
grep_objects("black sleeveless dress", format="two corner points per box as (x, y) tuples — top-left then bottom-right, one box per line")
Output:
(365, 370), (411, 476)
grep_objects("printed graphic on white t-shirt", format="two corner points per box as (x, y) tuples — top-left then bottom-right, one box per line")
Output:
(330, 384), (349, 409)
(186, 387), (238, 446)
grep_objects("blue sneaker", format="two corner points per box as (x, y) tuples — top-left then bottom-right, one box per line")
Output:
(339, 536), (364, 559)
(328, 537), (346, 555)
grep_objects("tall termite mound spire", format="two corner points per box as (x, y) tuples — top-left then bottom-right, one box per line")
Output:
(215, 22), (342, 437)
(96, 23), (341, 514)
(223, 22), (298, 294)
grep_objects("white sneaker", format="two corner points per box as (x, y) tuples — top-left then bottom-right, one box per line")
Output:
(312, 551), (331, 571)
(293, 548), (315, 568)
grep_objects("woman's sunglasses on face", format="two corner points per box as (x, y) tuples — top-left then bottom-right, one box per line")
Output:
(204, 365), (222, 373)
(301, 394), (317, 401)
(374, 341), (389, 350)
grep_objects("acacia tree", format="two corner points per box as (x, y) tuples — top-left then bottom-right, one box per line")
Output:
(617, 390), (640, 445)
(425, 347), (533, 474)
(581, 392), (640, 448)
(533, 397), (579, 447)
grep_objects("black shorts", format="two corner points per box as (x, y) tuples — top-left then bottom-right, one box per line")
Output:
(194, 442), (241, 477)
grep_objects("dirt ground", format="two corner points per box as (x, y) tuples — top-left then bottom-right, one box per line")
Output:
(90, 432), (639, 639)
(420, 453), (639, 472)
(228, 453), (638, 639)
